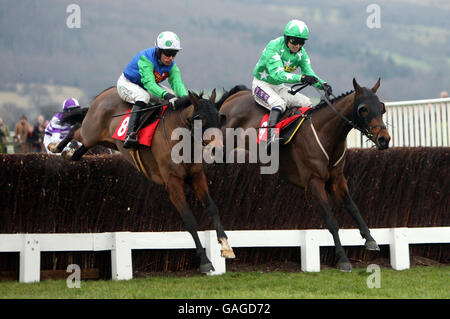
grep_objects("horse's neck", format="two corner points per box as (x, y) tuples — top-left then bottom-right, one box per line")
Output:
(316, 93), (355, 139)
(180, 105), (194, 125)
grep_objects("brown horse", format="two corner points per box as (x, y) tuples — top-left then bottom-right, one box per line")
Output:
(50, 87), (235, 273)
(218, 78), (390, 272)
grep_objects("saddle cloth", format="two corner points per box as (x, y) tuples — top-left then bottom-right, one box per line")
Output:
(112, 104), (169, 147)
(257, 107), (311, 144)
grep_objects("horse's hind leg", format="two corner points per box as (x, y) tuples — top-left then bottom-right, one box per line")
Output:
(309, 177), (352, 272)
(190, 170), (235, 259)
(330, 175), (379, 251)
(167, 174), (215, 273)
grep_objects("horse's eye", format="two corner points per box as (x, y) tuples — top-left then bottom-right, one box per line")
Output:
(357, 104), (369, 118)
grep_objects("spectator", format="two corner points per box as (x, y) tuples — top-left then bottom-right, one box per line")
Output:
(440, 91), (448, 98)
(29, 115), (46, 152)
(0, 117), (10, 154)
(14, 114), (32, 153)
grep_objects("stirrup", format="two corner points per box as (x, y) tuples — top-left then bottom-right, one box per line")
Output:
(123, 133), (139, 149)
(265, 133), (280, 154)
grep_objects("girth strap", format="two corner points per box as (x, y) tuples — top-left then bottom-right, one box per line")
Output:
(309, 118), (346, 168)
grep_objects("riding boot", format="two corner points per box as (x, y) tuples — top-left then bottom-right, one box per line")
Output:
(123, 101), (146, 149)
(266, 106), (283, 154)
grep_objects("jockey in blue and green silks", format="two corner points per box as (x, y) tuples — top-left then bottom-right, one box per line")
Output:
(252, 20), (333, 150)
(117, 31), (188, 149)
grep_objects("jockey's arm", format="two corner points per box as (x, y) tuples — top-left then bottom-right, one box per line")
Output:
(168, 64), (188, 97)
(138, 56), (167, 99)
(298, 50), (326, 89)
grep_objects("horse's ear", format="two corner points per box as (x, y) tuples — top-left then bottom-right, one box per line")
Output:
(210, 89), (216, 103)
(353, 78), (362, 96)
(188, 90), (199, 108)
(371, 78), (381, 93)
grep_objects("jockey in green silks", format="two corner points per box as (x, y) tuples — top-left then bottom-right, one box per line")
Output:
(252, 19), (332, 150)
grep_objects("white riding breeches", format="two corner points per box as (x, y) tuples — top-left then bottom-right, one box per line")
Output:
(252, 77), (312, 112)
(117, 73), (175, 105)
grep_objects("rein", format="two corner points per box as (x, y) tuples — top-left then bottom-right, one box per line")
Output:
(290, 83), (385, 143)
(161, 105), (207, 152)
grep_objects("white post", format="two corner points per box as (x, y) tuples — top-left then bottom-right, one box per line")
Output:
(204, 230), (226, 276)
(389, 228), (410, 270)
(111, 232), (133, 280)
(20, 234), (41, 283)
(300, 230), (321, 272)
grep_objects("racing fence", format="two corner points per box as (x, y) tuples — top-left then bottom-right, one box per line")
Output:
(347, 97), (450, 148)
(0, 148), (448, 281)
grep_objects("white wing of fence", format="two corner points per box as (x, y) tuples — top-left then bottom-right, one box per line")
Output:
(0, 227), (449, 283)
(347, 97), (450, 148)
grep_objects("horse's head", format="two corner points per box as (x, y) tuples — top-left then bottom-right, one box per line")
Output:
(188, 90), (226, 152)
(352, 78), (391, 150)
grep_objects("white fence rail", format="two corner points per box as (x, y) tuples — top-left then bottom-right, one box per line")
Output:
(347, 97), (450, 148)
(1, 227), (449, 283)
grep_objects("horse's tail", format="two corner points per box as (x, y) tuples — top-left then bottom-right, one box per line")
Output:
(216, 84), (250, 110)
(60, 107), (89, 125)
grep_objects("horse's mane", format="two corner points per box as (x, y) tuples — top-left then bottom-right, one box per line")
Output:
(171, 91), (207, 111)
(215, 85), (250, 110)
(311, 90), (354, 111)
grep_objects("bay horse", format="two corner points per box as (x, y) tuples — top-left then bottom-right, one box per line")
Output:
(49, 87), (235, 273)
(218, 78), (390, 272)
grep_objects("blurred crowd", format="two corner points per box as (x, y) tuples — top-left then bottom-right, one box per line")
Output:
(0, 114), (48, 154)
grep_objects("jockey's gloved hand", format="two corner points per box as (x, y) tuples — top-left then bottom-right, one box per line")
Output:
(164, 92), (178, 107)
(322, 83), (333, 96)
(301, 75), (318, 85)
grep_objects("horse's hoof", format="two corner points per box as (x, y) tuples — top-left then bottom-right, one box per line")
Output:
(48, 142), (59, 153)
(200, 262), (215, 273)
(365, 240), (380, 251)
(338, 262), (352, 272)
(221, 249), (236, 259)
(61, 150), (74, 160)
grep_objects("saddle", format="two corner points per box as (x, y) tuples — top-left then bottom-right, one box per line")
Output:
(112, 103), (169, 147)
(257, 106), (312, 144)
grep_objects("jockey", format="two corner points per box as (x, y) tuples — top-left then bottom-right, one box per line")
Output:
(117, 31), (188, 148)
(44, 98), (82, 155)
(252, 19), (332, 149)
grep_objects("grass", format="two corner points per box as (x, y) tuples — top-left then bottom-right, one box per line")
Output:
(0, 266), (448, 299)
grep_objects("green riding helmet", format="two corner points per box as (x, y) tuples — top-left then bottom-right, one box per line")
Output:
(284, 19), (309, 39)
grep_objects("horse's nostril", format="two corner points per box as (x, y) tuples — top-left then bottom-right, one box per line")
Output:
(378, 136), (390, 148)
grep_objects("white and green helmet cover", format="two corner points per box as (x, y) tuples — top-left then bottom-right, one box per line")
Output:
(156, 31), (182, 50)
(284, 20), (309, 39)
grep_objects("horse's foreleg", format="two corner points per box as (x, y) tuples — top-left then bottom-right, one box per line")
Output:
(190, 171), (235, 259)
(48, 124), (81, 153)
(69, 145), (89, 161)
(331, 176), (380, 251)
(57, 124), (81, 152)
(167, 174), (214, 273)
(309, 177), (352, 272)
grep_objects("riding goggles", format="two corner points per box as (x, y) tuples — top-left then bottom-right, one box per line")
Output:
(161, 49), (178, 57)
(288, 37), (306, 46)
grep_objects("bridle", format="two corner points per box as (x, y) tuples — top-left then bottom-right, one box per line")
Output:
(289, 83), (386, 144)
